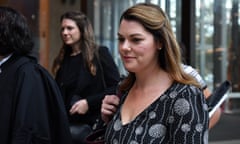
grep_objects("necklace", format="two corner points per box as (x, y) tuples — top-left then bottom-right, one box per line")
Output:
(70, 51), (81, 56)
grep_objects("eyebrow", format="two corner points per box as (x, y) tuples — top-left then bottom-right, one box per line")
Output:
(117, 32), (143, 37)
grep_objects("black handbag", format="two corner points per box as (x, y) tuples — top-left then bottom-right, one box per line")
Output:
(70, 124), (93, 144)
(85, 126), (106, 144)
(85, 47), (118, 144)
(85, 51), (112, 144)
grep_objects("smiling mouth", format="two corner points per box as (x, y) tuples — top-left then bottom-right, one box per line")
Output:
(63, 38), (70, 42)
(122, 55), (135, 61)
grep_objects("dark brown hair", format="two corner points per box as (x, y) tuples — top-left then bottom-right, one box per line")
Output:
(52, 11), (98, 76)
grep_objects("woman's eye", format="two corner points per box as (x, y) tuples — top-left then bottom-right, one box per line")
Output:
(67, 26), (74, 30)
(132, 38), (142, 43)
(61, 26), (73, 32)
(117, 37), (125, 42)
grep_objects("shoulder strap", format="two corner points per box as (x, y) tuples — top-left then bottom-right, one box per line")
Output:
(97, 48), (107, 89)
(98, 60), (106, 89)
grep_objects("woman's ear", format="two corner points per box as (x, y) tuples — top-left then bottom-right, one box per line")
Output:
(157, 42), (163, 50)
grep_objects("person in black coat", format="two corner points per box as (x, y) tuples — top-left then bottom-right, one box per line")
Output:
(0, 6), (72, 144)
(52, 11), (120, 143)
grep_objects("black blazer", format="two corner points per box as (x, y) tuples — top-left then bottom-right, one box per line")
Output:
(55, 46), (120, 125)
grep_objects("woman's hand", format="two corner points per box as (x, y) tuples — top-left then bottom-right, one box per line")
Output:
(70, 99), (89, 115)
(101, 95), (120, 123)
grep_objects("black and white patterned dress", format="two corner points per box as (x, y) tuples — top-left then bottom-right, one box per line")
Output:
(105, 82), (209, 144)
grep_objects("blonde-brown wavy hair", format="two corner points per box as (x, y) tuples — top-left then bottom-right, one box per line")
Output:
(119, 3), (200, 92)
(52, 11), (98, 76)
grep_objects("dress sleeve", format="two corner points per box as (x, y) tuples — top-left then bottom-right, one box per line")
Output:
(167, 85), (209, 144)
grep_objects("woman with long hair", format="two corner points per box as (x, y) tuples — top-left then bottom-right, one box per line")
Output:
(52, 11), (120, 143)
(102, 3), (208, 143)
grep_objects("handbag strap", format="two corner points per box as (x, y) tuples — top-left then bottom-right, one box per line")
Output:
(96, 48), (106, 89)
(92, 49), (107, 130)
(98, 59), (106, 89)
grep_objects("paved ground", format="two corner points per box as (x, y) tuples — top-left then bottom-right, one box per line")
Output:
(210, 140), (240, 144)
(209, 113), (240, 144)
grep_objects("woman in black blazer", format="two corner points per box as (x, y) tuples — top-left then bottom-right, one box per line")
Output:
(52, 11), (120, 144)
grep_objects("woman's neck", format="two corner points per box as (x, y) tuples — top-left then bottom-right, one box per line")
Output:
(70, 50), (81, 56)
(134, 68), (172, 90)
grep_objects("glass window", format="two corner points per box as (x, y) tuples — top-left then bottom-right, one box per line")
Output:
(195, 0), (240, 92)
(195, 0), (215, 90)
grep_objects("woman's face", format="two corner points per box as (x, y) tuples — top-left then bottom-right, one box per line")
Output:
(118, 19), (159, 73)
(61, 18), (81, 47)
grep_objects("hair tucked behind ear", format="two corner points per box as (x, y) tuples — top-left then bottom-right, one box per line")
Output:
(118, 3), (200, 92)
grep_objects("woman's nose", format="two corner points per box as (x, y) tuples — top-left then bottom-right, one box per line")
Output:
(62, 28), (68, 35)
(120, 40), (131, 51)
